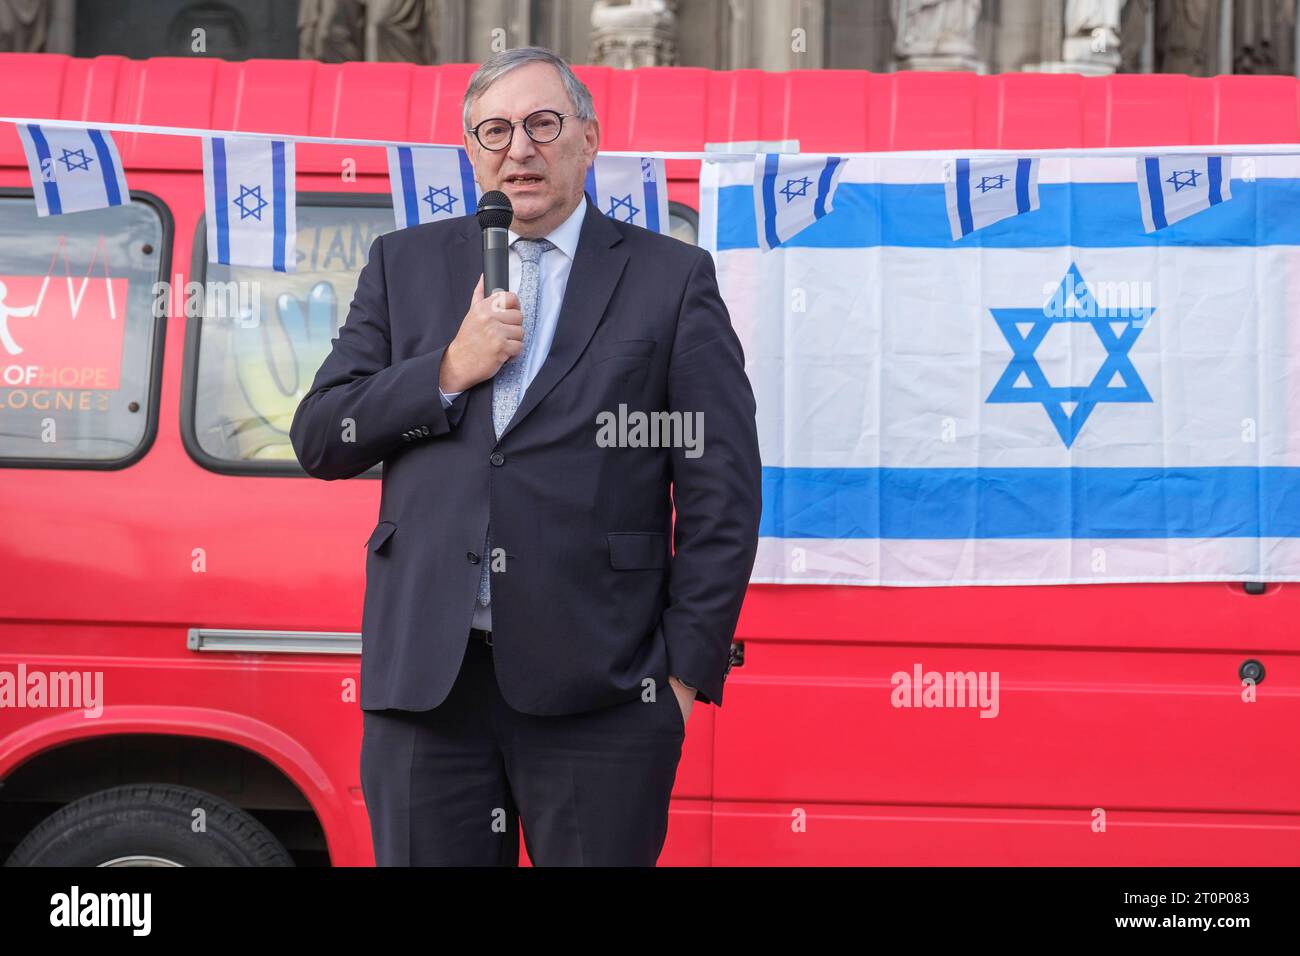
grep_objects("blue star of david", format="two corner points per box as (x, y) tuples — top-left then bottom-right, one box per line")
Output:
(1166, 168), (1201, 192)
(606, 192), (640, 222)
(977, 174), (1008, 193)
(986, 263), (1156, 448)
(233, 183), (269, 221)
(58, 148), (94, 172)
(422, 184), (457, 216)
(780, 176), (812, 203)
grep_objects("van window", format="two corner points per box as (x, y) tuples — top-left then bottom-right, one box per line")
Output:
(186, 198), (393, 472)
(669, 202), (698, 245)
(0, 193), (168, 467)
(186, 196), (698, 474)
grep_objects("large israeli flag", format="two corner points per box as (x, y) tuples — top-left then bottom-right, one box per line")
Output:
(203, 136), (296, 272)
(701, 154), (1300, 586)
(585, 155), (670, 234)
(16, 124), (130, 216)
(387, 145), (478, 229)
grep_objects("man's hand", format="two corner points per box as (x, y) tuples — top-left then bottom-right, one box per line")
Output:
(439, 273), (524, 394)
(668, 675), (695, 727)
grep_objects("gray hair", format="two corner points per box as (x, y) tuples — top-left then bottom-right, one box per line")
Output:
(462, 46), (597, 132)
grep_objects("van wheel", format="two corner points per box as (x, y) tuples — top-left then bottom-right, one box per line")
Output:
(4, 783), (294, 866)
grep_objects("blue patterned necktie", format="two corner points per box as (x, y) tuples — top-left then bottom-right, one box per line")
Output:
(477, 237), (555, 612)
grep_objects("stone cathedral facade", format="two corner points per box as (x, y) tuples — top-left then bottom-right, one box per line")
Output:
(2, 0), (1297, 77)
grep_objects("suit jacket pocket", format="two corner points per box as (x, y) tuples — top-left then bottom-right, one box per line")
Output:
(607, 531), (667, 569)
(366, 520), (397, 553)
(592, 338), (657, 363)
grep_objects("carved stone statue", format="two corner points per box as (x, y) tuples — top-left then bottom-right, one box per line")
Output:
(298, 0), (365, 62)
(1233, 0), (1296, 75)
(1155, 0), (1221, 76)
(365, 0), (434, 63)
(0, 0), (47, 53)
(299, 0), (435, 64)
(891, 0), (982, 71)
(1062, 0), (1125, 74)
(591, 0), (677, 69)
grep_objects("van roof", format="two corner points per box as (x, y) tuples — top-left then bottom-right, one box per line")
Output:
(1, 55), (1298, 174)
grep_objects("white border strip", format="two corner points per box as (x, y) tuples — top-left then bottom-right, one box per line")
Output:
(5, 115), (1300, 161)
(753, 537), (1300, 587)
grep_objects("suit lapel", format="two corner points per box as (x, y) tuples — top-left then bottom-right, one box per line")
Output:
(498, 195), (627, 441)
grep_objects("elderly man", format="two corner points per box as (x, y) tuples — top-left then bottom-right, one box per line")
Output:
(290, 46), (761, 866)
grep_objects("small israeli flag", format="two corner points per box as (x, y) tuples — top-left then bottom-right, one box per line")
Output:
(387, 145), (479, 230)
(16, 124), (130, 216)
(1136, 154), (1231, 232)
(584, 155), (670, 234)
(945, 157), (1040, 240)
(203, 136), (296, 272)
(754, 153), (845, 251)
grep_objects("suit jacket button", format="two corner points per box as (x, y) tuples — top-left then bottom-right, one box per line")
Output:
(420, 425), (430, 436)
(467, 551), (480, 564)
(489, 452), (505, 466)
(402, 433), (411, 442)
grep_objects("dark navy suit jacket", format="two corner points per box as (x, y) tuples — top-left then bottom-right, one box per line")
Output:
(290, 193), (762, 714)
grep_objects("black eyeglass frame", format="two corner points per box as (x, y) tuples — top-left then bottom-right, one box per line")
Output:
(466, 109), (575, 151)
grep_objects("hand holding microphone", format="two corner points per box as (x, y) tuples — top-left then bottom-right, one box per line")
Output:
(439, 192), (524, 394)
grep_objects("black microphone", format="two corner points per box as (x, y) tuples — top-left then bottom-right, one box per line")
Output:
(477, 191), (513, 295)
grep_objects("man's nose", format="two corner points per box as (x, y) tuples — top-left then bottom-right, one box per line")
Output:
(506, 126), (537, 164)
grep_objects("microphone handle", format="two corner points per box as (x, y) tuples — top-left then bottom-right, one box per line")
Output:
(483, 226), (510, 295)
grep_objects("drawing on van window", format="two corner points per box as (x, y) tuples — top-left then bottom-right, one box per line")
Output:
(191, 203), (395, 466)
(0, 197), (165, 464)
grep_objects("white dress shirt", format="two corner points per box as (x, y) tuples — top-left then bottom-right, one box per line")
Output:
(438, 194), (587, 630)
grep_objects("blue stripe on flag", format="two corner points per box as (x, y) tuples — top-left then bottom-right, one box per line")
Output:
(761, 153), (781, 249)
(643, 168), (660, 233)
(86, 129), (121, 206)
(271, 141), (288, 272)
(26, 125), (61, 215)
(814, 156), (839, 218)
(1143, 157), (1168, 230)
(1208, 156), (1224, 205)
(212, 137), (230, 265)
(458, 149), (478, 214)
(759, 466), (1300, 539)
(396, 147), (419, 228)
(715, 179), (1296, 249)
(585, 165), (597, 207)
(955, 158), (973, 236)
(1015, 158), (1031, 214)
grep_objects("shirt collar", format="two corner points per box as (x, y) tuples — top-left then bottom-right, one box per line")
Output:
(507, 193), (587, 261)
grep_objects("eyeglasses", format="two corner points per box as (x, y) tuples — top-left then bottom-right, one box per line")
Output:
(467, 109), (572, 151)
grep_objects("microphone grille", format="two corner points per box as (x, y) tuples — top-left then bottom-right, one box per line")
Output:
(477, 191), (513, 230)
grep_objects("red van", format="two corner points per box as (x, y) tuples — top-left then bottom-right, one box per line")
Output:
(1, 54), (1297, 865)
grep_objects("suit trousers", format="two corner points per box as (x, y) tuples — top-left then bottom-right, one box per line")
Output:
(360, 632), (686, 865)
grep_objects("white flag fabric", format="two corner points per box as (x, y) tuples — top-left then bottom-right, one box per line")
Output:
(387, 145), (479, 229)
(944, 156), (1040, 239)
(1136, 154), (1231, 232)
(203, 136), (297, 272)
(16, 124), (130, 216)
(584, 155), (670, 234)
(701, 154), (1300, 586)
(753, 152), (846, 251)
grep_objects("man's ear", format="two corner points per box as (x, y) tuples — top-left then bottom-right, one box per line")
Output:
(584, 118), (600, 162)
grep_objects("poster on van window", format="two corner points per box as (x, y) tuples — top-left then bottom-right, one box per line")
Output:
(0, 272), (127, 393)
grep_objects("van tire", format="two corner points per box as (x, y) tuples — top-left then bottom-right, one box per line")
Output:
(3, 783), (295, 866)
